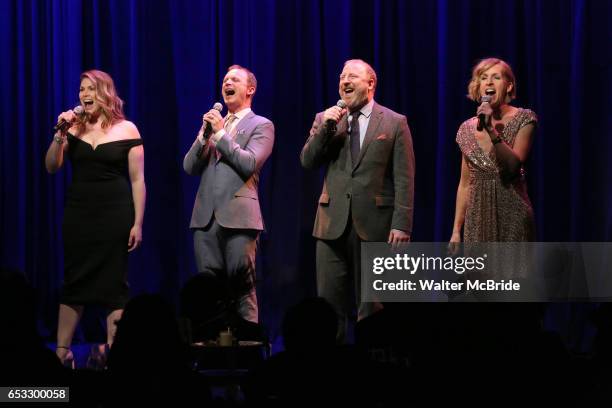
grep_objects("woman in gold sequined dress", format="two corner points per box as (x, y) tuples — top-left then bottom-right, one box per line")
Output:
(450, 58), (537, 244)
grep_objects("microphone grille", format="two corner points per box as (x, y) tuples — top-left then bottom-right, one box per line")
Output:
(336, 99), (347, 109)
(213, 102), (223, 112)
(73, 105), (84, 115)
(481, 95), (493, 103)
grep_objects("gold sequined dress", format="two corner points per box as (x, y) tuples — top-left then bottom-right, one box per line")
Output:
(456, 108), (537, 242)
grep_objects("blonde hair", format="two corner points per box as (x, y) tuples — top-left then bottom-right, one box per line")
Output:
(77, 70), (125, 131)
(467, 58), (516, 103)
(227, 64), (257, 95)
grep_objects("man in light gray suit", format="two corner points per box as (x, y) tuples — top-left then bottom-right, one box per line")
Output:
(184, 65), (274, 323)
(301, 59), (415, 340)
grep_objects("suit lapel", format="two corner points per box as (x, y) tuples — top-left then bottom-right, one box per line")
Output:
(232, 110), (254, 144)
(353, 102), (383, 171)
(334, 115), (353, 172)
(215, 110), (254, 163)
(336, 115), (349, 137)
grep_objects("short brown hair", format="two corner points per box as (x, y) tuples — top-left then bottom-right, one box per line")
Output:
(227, 64), (257, 94)
(467, 58), (516, 103)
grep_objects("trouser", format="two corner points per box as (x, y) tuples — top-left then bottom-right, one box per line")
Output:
(193, 219), (259, 323)
(316, 220), (383, 342)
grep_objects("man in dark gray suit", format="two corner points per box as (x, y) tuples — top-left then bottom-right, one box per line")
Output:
(184, 65), (274, 323)
(301, 59), (415, 340)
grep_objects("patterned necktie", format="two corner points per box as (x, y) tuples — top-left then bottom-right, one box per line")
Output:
(350, 111), (361, 165)
(216, 114), (237, 160)
(225, 114), (237, 135)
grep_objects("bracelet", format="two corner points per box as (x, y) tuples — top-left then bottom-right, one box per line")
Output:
(54, 134), (66, 145)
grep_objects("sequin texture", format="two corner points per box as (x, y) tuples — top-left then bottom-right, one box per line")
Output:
(456, 108), (537, 242)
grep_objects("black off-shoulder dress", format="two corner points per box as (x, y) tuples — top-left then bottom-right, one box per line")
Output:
(61, 134), (142, 309)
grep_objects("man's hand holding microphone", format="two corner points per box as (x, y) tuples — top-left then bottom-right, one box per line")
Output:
(323, 99), (347, 135)
(199, 102), (224, 143)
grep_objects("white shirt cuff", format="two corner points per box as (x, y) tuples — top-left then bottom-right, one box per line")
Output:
(211, 129), (226, 146)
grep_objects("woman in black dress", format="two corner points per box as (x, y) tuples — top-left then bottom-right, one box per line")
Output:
(45, 70), (146, 367)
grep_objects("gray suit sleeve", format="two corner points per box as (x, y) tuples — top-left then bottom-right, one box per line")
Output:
(183, 137), (212, 176)
(392, 115), (415, 234)
(215, 120), (275, 179)
(300, 112), (331, 170)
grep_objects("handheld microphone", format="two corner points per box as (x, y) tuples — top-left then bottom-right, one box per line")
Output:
(326, 99), (347, 134)
(477, 91), (494, 131)
(202, 102), (224, 139)
(54, 105), (85, 133)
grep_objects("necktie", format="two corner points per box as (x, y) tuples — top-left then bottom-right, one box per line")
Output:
(225, 114), (237, 135)
(350, 112), (361, 165)
(216, 114), (237, 160)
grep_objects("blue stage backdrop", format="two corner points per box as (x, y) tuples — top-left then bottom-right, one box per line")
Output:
(1, 0), (611, 342)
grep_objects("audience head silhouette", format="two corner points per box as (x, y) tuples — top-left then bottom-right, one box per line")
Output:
(282, 297), (338, 352)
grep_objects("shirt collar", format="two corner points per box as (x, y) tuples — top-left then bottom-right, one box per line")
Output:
(351, 99), (374, 119)
(228, 107), (251, 120)
(361, 99), (374, 118)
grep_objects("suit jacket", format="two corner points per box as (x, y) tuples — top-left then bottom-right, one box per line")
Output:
(300, 102), (415, 241)
(184, 111), (274, 231)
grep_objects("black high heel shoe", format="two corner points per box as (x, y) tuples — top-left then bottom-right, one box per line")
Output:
(56, 346), (75, 369)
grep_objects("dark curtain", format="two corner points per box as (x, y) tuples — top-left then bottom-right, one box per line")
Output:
(1, 0), (611, 343)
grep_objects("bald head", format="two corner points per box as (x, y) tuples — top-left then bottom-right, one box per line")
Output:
(339, 59), (377, 111)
